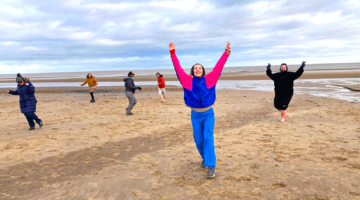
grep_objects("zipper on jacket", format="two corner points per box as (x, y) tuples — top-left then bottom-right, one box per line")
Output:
(198, 78), (202, 107)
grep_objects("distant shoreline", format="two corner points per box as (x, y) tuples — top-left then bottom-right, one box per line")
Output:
(0, 71), (359, 83)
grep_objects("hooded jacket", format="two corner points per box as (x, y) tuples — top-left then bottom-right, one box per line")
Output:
(124, 78), (139, 93)
(171, 51), (230, 108)
(158, 76), (165, 89)
(266, 67), (304, 95)
(8, 78), (38, 113)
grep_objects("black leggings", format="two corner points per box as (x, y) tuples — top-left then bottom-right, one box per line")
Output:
(274, 94), (293, 110)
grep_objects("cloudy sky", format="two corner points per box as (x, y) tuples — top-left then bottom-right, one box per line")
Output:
(0, 0), (360, 74)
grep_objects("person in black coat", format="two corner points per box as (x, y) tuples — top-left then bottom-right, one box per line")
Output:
(8, 74), (43, 130)
(123, 71), (142, 115)
(266, 61), (305, 123)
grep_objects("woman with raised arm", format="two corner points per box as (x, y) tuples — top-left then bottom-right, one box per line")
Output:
(266, 61), (305, 123)
(80, 73), (98, 103)
(169, 42), (231, 178)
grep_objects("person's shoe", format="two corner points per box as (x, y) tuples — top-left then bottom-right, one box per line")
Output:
(38, 120), (43, 128)
(126, 113), (134, 115)
(207, 167), (216, 178)
(90, 99), (95, 103)
(29, 127), (35, 130)
(201, 161), (205, 168)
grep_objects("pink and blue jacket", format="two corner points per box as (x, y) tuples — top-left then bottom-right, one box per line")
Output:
(170, 50), (230, 108)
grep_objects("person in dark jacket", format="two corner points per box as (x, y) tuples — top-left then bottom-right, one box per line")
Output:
(124, 71), (142, 115)
(266, 61), (305, 123)
(7, 73), (43, 130)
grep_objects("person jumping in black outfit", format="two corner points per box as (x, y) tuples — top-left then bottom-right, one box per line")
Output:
(266, 61), (305, 123)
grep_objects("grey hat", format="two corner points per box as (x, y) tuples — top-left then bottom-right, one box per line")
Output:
(16, 73), (24, 83)
(156, 72), (160, 76)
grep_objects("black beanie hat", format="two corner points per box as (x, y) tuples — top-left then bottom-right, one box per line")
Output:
(16, 73), (24, 83)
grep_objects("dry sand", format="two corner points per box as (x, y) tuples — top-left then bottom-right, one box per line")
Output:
(0, 88), (360, 200)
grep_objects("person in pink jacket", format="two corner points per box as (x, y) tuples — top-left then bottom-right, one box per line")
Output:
(169, 42), (231, 178)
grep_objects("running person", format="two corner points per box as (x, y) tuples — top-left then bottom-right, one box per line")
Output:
(80, 73), (98, 103)
(8, 73), (43, 130)
(266, 61), (305, 123)
(124, 71), (142, 115)
(156, 72), (166, 102)
(169, 41), (231, 178)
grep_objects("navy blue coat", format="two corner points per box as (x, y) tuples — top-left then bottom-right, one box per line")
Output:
(9, 81), (38, 113)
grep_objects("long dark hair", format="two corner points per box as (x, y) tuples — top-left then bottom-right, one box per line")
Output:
(86, 73), (94, 78)
(190, 63), (206, 76)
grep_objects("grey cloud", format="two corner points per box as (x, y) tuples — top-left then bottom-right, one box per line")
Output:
(0, 0), (359, 73)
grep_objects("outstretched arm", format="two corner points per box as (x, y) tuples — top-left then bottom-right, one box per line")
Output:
(8, 89), (19, 95)
(293, 61), (305, 80)
(80, 79), (88, 86)
(169, 42), (192, 90)
(266, 63), (275, 80)
(204, 42), (231, 88)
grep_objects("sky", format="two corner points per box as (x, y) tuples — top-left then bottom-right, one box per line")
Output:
(0, 0), (360, 74)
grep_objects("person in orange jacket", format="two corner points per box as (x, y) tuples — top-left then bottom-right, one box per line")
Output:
(156, 72), (166, 102)
(80, 73), (98, 103)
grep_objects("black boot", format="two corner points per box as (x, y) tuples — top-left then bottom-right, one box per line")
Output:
(38, 120), (43, 128)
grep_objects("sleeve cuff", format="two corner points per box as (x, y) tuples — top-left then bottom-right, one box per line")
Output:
(170, 49), (175, 55)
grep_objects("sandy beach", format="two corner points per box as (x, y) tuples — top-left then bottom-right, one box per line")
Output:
(0, 87), (359, 200)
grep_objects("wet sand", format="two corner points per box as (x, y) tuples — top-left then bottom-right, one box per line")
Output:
(1, 70), (360, 83)
(0, 89), (360, 199)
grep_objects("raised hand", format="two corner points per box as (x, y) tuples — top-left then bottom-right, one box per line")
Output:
(169, 43), (176, 54)
(225, 41), (231, 53)
(267, 63), (271, 69)
(301, 61), (306, 68)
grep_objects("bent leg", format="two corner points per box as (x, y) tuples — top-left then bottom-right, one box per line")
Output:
(126, 92), (136, 114)
(24, 113), (35, 127)
(280, 95), (292, 122)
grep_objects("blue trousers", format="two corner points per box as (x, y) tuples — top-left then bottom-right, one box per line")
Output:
(24, 112), (41, 127)
(191, 108), (216, 167)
